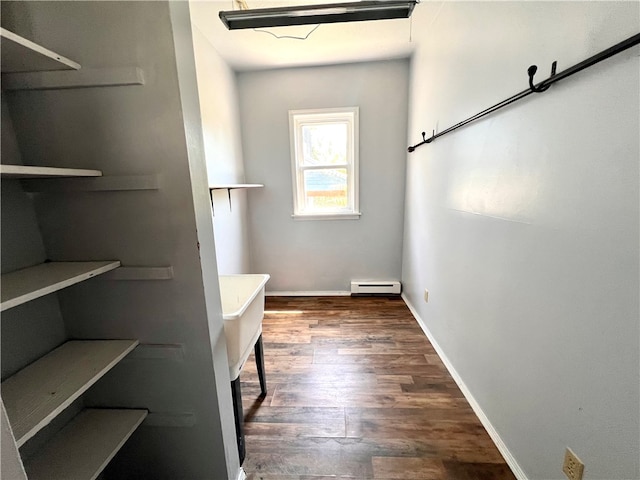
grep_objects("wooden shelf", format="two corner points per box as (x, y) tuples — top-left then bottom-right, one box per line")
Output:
(24, 408), (147, 480)
(1, 261), (121, 312)
(25, 408), (147, 480)
(210, 184), (263, 190)
(0, 28), (80, 73)
(0, 165), (102, 179)
(1, 340), (139, 447)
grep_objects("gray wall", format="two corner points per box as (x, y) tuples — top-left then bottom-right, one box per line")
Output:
(1, 400), (26, 480)
(2, 2), (236, 478)
(402, 2), (639, 479)
(190, 19), (251, 275)
(1, 97), (67, 381)
(238, 60), (409, 292)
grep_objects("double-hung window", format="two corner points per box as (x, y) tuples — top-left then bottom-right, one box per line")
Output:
(289, 107), (360, 219)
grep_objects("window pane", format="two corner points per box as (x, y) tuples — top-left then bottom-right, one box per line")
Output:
(301, 123), (348, 166)
(303, 168), (348, 210)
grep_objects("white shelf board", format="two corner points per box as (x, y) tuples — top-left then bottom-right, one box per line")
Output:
(1, 261), (121, 312)
(1, 340), (139, 447)
(210, 184), (264, 190)
(24, 408), (147, 480)
(0, 165), (102, 179)
(0, 28), (80, 73)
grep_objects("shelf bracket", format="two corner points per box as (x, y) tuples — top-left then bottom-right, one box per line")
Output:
(208, 184), (263, 217)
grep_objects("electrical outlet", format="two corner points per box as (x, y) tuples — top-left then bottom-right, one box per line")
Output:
(424, 289), (429, 303)
(562, 448), (584, 480)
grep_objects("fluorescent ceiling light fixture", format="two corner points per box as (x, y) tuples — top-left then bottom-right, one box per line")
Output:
(219, 1), (418, 30)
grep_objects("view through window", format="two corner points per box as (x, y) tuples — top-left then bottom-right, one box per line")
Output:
(289, 107), (359, 218)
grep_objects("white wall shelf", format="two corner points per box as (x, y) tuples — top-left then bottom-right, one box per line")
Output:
(209, 184), (263, 214)
(24, 408), (147, 480)
(0, 165), (102, 178)
(1, 340), (138, 446)
(0, 261), (121, 312)
(210, 184), (264, 190)
(1, 9), (154, 478)
(0, 28), (80, 73)
(2, 67), (145, 91)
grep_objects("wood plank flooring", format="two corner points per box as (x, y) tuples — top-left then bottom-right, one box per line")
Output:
(240, 296), (516, 480)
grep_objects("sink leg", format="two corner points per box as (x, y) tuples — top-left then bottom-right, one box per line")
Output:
(230, 376), (245, 465)
(255, 334), (267, 397)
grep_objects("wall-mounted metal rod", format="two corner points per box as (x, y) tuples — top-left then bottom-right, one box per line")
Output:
(408, 32), (640, 152)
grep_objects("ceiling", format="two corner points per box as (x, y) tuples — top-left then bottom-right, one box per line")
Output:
(188, 0), (419, 71)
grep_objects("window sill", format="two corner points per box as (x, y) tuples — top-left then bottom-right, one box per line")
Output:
(292, 212), (362, 221)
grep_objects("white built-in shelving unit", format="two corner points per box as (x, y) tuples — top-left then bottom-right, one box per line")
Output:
(0, 27), (145, 92)
(1, 261), (120, 311)
(23, 409), (148, 480)
(0, 28), (80, 73)
(0, 165), (102, 178)
(2, 340), (139, 446)
(1, 27), (147, 479)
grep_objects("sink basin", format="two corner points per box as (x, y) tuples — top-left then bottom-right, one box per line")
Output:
(218, 274), (270, 380)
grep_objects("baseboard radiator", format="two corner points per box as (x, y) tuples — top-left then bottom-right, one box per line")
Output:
(350, 280), (401, 295)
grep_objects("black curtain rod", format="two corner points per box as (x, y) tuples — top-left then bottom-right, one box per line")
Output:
(407, 32), (640, 152)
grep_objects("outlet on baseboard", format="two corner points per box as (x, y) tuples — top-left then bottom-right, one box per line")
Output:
(562, 448), (584, 480)
(424, 289), (429, 303)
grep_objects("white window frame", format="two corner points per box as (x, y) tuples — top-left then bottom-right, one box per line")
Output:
(289, 107), (360, 220)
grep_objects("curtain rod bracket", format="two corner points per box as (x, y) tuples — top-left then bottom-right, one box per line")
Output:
(407, 130), (435, 152)
(423, 130), (436, 142)
(528, 60), (557, 93)
(406, 32), (639, 153)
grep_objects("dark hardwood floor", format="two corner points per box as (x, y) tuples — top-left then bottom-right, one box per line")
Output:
(239, 296), (516, 480)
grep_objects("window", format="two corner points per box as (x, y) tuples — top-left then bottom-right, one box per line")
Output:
(289, 107), (360, 219)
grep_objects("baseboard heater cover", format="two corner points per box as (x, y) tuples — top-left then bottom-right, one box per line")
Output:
(350, 281), (401, 295)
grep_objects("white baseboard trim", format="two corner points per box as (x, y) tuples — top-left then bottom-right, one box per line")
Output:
(266, 290), (351, 296)
(236, 467), (246, 480)
(401, 293), (528, 480)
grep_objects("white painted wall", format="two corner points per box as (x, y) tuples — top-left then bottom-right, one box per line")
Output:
(238, 60), (409, 292)
(169, 4), (240, 478)
(190, 13), (251, 274)
(403, 2), (639, 479)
